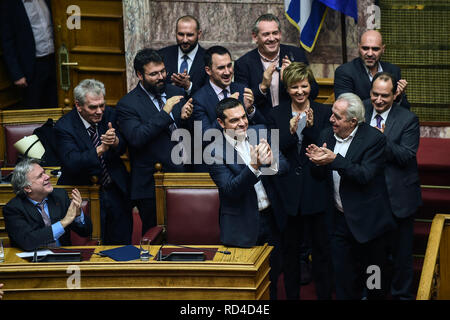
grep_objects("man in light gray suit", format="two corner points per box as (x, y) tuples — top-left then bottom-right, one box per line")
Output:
(363, 72), (422, 300)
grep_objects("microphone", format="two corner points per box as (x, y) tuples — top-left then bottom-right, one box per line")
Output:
(156, 242), (165, 261)
(165, 243), (231, 255)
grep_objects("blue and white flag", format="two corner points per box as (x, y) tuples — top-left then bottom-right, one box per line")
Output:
(284, 0), (328, 52)
(319, 0), (358, 22)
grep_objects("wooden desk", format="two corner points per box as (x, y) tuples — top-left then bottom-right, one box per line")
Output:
(0, 244), (272, 300)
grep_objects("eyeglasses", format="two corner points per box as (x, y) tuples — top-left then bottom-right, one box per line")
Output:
(143, 69), (167, 77)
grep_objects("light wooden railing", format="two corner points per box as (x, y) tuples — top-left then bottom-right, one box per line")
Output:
(417, 213), (450, 299)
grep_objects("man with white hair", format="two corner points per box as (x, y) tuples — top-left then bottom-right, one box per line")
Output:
(55, 79), (132, 245)
(306, 93), (396, 300)
(3, 158), (92, 251)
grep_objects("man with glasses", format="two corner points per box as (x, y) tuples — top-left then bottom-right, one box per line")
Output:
(55, 79), (132, 245)
(116, 48), (194, 236)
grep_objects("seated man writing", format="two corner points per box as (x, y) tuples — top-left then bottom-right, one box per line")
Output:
(3, 158), (92, 251)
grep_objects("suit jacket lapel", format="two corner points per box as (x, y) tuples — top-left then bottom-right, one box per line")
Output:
(23, 198), (46, 226)
(357, 58), (372, 93)
(221, 133), (246, 171)
(71, 110), (94, 149)
(343, 125), (365, 161)
(46, 194), (62, 224)
(136, 84), (159, 114)
(250, 49), (265, 84)
(206, 83), (220, 120)
(166, 46), (179, 74)
(190, 47), (203, 77)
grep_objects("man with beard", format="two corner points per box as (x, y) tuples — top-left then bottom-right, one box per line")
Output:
(234, 13), (318, 118)
(116, 48), (194, 235)
(334, 30), (410, 110)
(158, 15), (207, 96)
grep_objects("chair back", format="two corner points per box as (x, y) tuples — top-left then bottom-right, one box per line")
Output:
(154, 167), (220, 245)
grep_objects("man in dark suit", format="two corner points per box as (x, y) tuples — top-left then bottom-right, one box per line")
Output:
(55, 79), (132, 245)
(364, 72), (422, 300)
(3, 159), (92, 251)
(208, 97), (289, 299)
(158, 15), (207, 96)
(334, 30), (410, 110)
(193, 45), (266, 135)
(116, 48), (194, 236)
(306, 93), (396, 299)
(0, 0), (57, 108)
(234, 13), (318, 118)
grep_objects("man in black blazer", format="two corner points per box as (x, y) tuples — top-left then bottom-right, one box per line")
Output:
(364, 72), (422, 300)
(234, 13), (318, 118)
(208, 97), (289, 299)
(0, 0), (57, 108)
(55, 79), (132, 245)
(306, 93), (396, 299)
(192, 45), (267, 172)
(193, 46), (266, 134)
(116, 48), (194, 236)
(334, 30), (410, 110)
(3, 159), (92, 251)
(158, 15), (207, 96)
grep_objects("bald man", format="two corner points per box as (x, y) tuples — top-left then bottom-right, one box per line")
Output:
(334, 30), (410, 110)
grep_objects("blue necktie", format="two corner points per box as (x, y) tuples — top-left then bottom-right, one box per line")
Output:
(179, 55), (189, 73)
(375, 114), (383, 129)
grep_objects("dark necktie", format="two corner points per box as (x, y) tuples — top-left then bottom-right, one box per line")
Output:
(36, 200), (57, 247)
(375, 114), (383, 129)
(179, 55), (189, 73)
(87, 125), (112, 186)
(222, 89), (228, 99)
(155, 94), (187, 162)
(155, 94), (177, 132)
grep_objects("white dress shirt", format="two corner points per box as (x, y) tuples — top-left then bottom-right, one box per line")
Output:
(209, 80), (231, 101)
(139, 82), (176, 123)
(22, 0), (54, 57)
(177, 44), (198, 93)
(370, 107), (392, 128)
(209, 80), (256, 118)
(177, 44), (198, 74)
(223, 133), (278, 212)
(364, 62), (383, 82)
(332, 126), (359, 213)
(258, 49), (280, 107)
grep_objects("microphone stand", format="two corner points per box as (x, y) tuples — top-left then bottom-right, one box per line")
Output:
(165, 243), (231, 255)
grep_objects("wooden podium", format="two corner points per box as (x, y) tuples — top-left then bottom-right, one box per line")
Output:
(0, 244), (272, 300)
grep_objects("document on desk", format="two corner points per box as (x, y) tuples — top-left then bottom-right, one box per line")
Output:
(16, 250), (53, 258)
